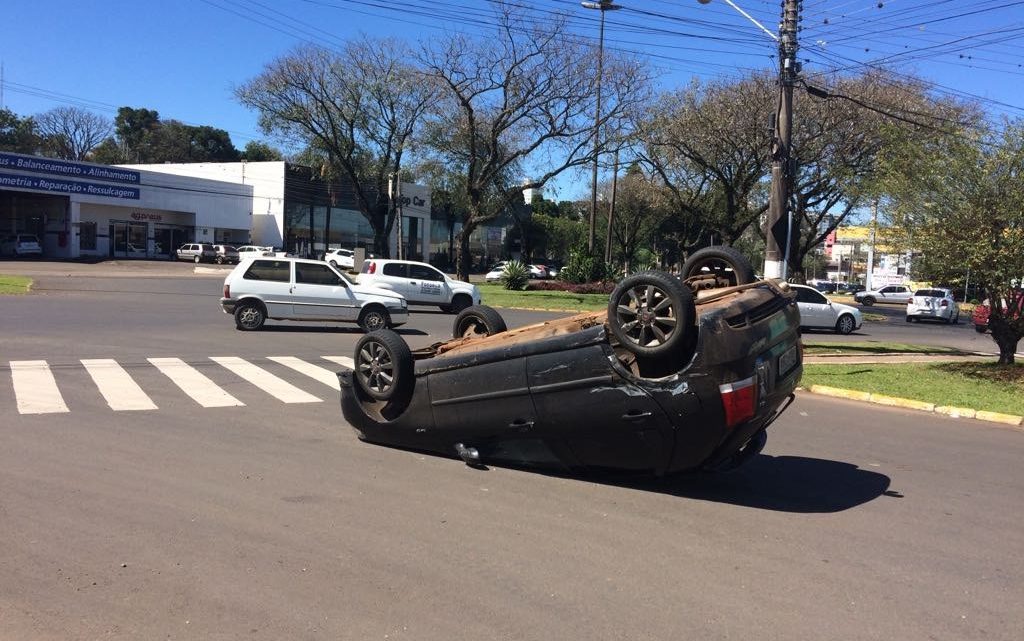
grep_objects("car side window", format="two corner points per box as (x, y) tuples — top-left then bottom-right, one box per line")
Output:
(796, 287), (825, 304)
(382, 263), (407, 278)
(880, 286), (894, 293)
(295, 262), (343, 286)
(409, 264), (443, 281)
(243, 260), (291, 282)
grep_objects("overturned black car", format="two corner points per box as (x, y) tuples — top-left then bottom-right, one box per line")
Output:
(337, 247), (802, 476)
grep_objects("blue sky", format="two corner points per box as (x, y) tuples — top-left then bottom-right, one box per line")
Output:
(3, 0), (1024, 199)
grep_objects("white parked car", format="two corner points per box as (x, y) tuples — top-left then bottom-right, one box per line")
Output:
(358, 258), (481, 313)
(176, 243), (216, 263)
(906, 288), (960, 324)
(0, 233), (43, 257)
(220, 256), (408, 332)
(236, 245), (274, 258)
(324, 248), (356, 270)
(853, 284), (913, 306)
(791, 284), (862, 334)
(485, 262), (509, 282)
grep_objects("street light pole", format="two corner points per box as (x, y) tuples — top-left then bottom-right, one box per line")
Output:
(582, 0), (620, 256)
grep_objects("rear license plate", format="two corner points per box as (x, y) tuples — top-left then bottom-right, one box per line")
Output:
(778, 344), (798, 377)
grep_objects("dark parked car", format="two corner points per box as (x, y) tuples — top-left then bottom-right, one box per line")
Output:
(337, 247), (803, 476)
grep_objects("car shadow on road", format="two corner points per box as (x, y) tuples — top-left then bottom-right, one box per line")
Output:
(605, 454), (892, 513)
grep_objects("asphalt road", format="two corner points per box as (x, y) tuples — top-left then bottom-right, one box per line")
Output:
(1, 261), (1023, 640)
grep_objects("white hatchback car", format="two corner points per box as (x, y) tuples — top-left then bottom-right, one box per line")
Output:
(791, 284), (863, 334)
(0, 233), (43, 257)
(358, 259), (481, 313)
(220, 256), (408, 332)
(324, 248), (355, 270)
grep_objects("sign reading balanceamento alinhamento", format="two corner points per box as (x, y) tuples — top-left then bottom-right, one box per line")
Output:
(0, 152), (140, 185)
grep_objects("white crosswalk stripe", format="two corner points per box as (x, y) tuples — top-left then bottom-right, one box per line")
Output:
(5, 355), (352, 415)
(82, 359), (158, 411)
(210, 356), (323, 404)
(268, 356), (342, 390)
(149, 357), (245, 408)
(10, 360), (69, 415)
(322, 356), (356, 370)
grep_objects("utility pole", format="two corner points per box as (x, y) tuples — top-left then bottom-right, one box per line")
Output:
(582, 1), (621, 255)
(763, 0), (801, 280)
(604, 150), (619, 264)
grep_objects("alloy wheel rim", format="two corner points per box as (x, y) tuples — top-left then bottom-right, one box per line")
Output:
(357, 341), (394, 394)
(614, 284), (677, 347)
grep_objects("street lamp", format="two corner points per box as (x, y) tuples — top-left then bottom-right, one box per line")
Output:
(582, 0), (621, 256)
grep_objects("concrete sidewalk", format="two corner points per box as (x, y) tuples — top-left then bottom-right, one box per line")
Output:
(1, 258), (229, 279)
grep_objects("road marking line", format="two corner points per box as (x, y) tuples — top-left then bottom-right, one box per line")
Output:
(210, 357), (322, 404)
(81, 359), (158, 411)
(148, 358), (245, 408)
(268, 357), (340, 390)
(10, 360), (69, 415)
(322, 356), (355, 370)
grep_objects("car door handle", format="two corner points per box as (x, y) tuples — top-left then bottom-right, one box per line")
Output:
(508, 419), (534, 430)
(410, 281), (418, 285)
(622, 410), (653, 421)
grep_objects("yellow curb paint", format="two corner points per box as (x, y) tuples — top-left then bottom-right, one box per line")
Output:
(809, 385), (872, 402)
(868, 394), (935, 412)
(974, 411), (1024, 427)
(935, 406), (977, 420)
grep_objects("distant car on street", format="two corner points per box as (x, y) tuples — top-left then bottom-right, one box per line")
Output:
(176, 243), (216, 263)
(973, 291), (1024, 333)
(213, 244), (239, 265)
(791, 284), (862, 334)
(906, 288), (960, 324)
(358, 258), (481, 313)
(324, 248), (357, 270)
(854, 284), (913, 306)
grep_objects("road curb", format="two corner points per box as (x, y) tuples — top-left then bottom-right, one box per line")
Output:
(805, 385), (1023, 429)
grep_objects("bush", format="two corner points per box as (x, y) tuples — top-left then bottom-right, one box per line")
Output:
(501, 260), (530, 291)
(559, 247), (618, 284)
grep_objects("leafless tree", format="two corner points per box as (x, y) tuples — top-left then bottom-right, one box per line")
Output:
(418, 1), (651, 280)
(237, 37), (435, 255)
(35, 106), (112, 160)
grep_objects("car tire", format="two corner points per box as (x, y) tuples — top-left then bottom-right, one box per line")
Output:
(358, 305), (391, 333)
(453, 305), (507, 339)
(861, 296), (876, 306)
(608, 270), (694, 358)
(234, 301), (266, 331)
(906, 316), (913, 323)
(194, 255), (201, 264)
(216, 256), (224, 265)
(836, 315), (856, 334)
(681, 246), (756, 289)
(449, 294), (472, 314)
(353, 329), (414, 402)
(329, 260), (338, 268)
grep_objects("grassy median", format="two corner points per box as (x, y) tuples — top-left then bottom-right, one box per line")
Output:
(0, 275), (32, 294)
(479, 283), (608, 312)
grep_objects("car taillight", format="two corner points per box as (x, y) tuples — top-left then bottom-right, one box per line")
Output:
(366, 261), (376, 274)
(223, 284), (230, 298)
(719, 376), (756, 429)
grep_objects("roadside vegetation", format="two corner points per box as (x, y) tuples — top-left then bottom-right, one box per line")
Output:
(0, 275), (32, 294)
(803, 341), (964, 355)
(802, 362), (1024, 416)
(479, 283), (607, 312)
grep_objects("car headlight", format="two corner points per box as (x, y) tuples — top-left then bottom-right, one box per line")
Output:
(400, 299), (408, 309)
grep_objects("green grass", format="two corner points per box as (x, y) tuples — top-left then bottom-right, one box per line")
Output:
(802, 361), (1024, 415)
(803, 341), (964, 355)
(0, 275), (32, 294)
(478, 283), (608, 311)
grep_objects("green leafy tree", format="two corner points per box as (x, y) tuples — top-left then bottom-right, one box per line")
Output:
(241, 140), (284, 161)
(0, 107), (40, 153)
(880, 120), (1024, 364)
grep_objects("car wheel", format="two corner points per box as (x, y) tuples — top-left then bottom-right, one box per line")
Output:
(234, 302), (266, 331)
(194, 255), (201, 264)
(975, 324), (986, 333)
(953, 311), (960, 324)
(681, 246), (756, 290)
(861, 296), (876, 306)
(329, 260), (338, 268)
(354, 329), (414, 402)
(216, 256), (224, 265)
(449, 294), (472, 314)
(608, 270), (694, 358)
(906, 316), (913, 323)
(452, 305), (507, 339)
(358, 306), (390, 333)
(836, 315), (856, 334)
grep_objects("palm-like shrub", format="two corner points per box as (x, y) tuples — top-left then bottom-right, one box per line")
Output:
(501, 260), (530, 290)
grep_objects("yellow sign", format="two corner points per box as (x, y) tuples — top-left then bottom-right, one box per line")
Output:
(836, 226), (871, 241)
